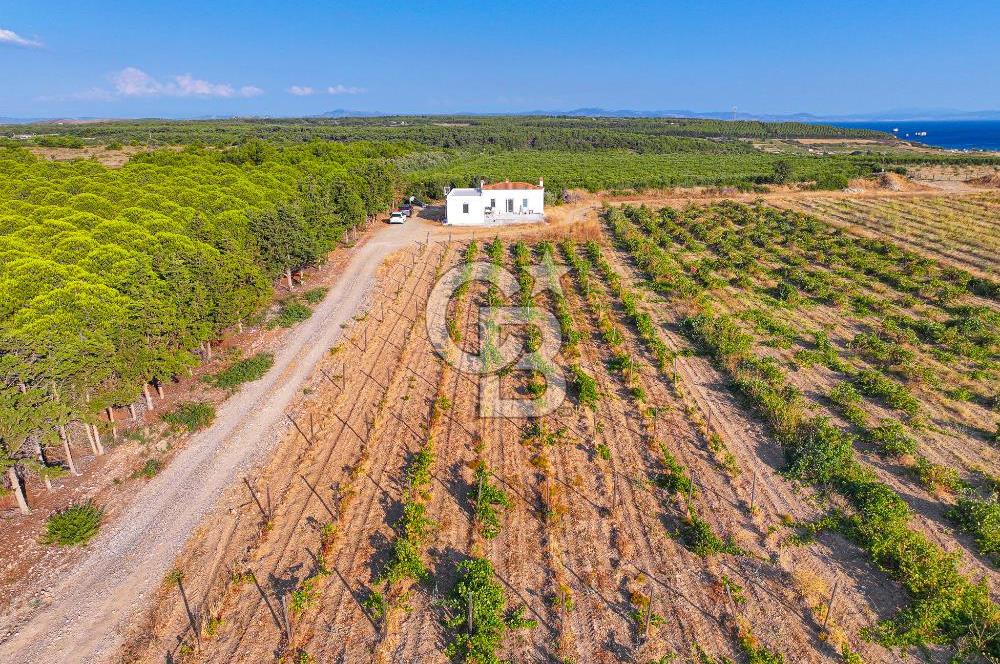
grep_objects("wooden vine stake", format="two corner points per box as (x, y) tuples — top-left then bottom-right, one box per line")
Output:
(175, 574), (201, 652)
(644, 578), (654, 639)
(724, 579), (738, 620)
(286, 413), (313, 446)
(280, 593), (293, 645)
(822, 577), (840, 633)
(244, 477), (269, 520)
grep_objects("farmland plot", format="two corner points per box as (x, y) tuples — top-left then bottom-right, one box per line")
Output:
(124, 199), (997, 664)
(777, 195), (1000, 280)
(605, 202), (999, 661)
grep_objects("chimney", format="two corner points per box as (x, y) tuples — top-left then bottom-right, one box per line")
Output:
(538, 177), (544, 187)
(479, 179), (485, 190)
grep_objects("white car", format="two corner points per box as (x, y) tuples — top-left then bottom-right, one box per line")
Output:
(388, 211), (406, 224)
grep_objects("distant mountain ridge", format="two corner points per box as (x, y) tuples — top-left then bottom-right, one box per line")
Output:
(518, 108), (1000, 122)
(4, 108), (1000, 124)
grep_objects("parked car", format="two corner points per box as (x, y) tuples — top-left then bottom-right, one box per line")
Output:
(388, 211), (406, 224)
(400, 203), (413, 216)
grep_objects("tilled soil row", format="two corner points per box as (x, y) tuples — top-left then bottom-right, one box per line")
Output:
(124, 241), (449, 662)
(597, 240), (909, 663)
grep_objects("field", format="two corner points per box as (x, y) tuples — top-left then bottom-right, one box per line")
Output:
(776, 194), (1000, 279)
(2, 115), (999, 663)
(7, 115), (1000, 199)
(112, 197), (999, 663)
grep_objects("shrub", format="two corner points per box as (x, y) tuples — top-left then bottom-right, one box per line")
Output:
(946, 495), (999, 564)
(290, 577), (318, 615)
(785, 417), (855, 485)
(473, 464), (511, 540)
(683, 311), (753, 359)
(853, 369), (920, 417)
(444, 557), (534, 664)
(811, 172), (849, 190)
(302, 287), (328, 304)
(206, 352), (274, 390)
(133, 458), (162, 479)
(569, 364), (599, 409)
(42, 501), (103, 546)
(162, 401), (216, 432)
(910, 456), (962, 494)
(678, 513), (744, 557)
(655, 445), (693, 495)
(829, 383), (867, 428)
(849, 332), (914, 367)
(361, 589), (387, 621)
(270, 300), (313, 328)
(738, 628), (786, 664)
(865, 419), (917, 457)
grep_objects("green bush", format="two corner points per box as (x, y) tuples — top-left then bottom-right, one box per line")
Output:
(302, 287), (328, 304)
(270, 300), (313, 328)
(853, 369), (920, 417)
(829, 382), (868, 427)
(865, 419), (917, 457)
(206, 353), (274, 390)
(444, 557), (535, 664)
(162, 401), (216, 432)
(133, 458), (161, 479)
(569, 364), (599, 409)
(655, 445), (693, 495)
(678, 513), (744, 557)
(42, 501), (103, 546)
(811, 172), (849, 190)
(785, 417), (855, 485)
(946, 495), (999, 564)
(473, 464), (511, 540)
(910, 455), (962, 493)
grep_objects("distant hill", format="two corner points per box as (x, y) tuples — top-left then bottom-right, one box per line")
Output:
(318, 109), (388, 118)
(6, 108), (1000, 124)
(519, 108), (1000, 122)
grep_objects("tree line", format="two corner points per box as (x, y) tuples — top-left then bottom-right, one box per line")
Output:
(0, 141), (400, 510)
(1, 114), (889, 149)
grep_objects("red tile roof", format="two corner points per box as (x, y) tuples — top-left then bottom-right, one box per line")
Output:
(481, 181), (542, 190)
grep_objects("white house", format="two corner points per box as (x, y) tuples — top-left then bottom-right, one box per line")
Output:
(445, 179), (545, 226)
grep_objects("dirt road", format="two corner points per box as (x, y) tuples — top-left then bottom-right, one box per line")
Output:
(0, 221), (431, 664)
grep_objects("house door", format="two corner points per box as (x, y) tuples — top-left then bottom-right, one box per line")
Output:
(506, 199), (514, 213)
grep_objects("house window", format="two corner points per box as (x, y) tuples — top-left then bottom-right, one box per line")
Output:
(506, 199), (514, 213)
(522, 198), (528, 209)
(490, 198), (496, 209)
(462, 203), (469, 213)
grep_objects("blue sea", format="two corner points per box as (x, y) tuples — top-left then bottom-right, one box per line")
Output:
(829, 120), (1000, 152)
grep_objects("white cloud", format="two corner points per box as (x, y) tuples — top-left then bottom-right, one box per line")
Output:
(109, 67), (263, 98)
(288, 85), (316, 96)
(0, 28), (42, 48)
(327, 84), (365, 95)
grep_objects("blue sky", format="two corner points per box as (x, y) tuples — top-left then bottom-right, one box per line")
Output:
(1, 0), (998, 118)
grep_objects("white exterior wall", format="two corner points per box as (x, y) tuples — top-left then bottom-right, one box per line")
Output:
(483, 189), (544, 220)
(446, 192), (486, 226)
(445, 184), (545, 225)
